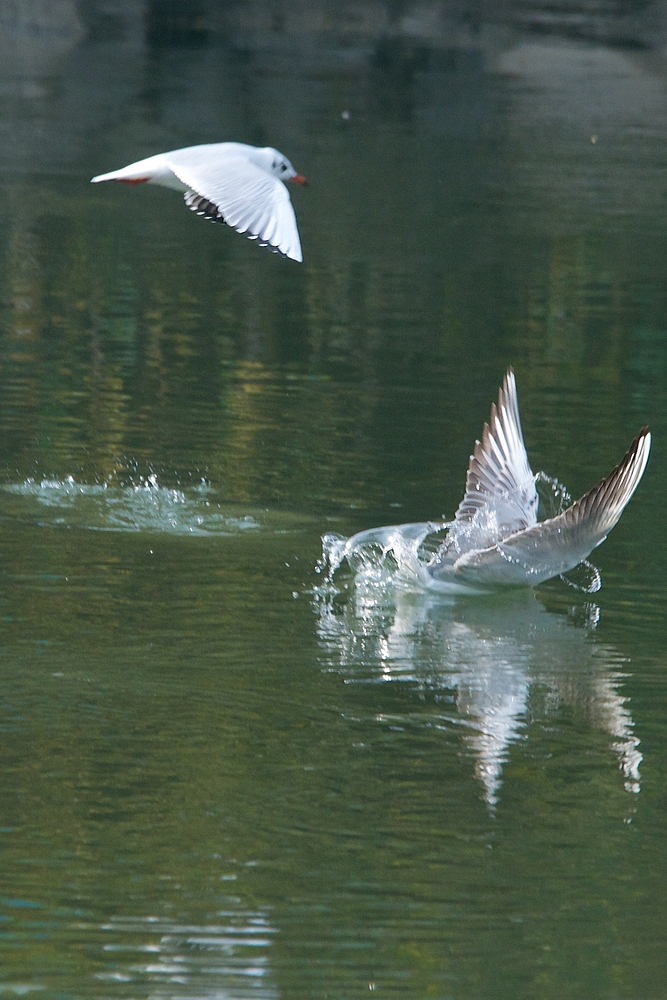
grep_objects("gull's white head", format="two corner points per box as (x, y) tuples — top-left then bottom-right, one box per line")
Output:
(253, 146), (308, 185)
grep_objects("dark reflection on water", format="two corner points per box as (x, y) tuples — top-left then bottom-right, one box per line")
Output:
(0, 1), (667, 998)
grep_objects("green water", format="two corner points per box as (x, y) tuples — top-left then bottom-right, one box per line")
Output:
(0, 7), (666, 998)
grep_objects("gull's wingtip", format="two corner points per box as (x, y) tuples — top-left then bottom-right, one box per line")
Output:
(568, 423), (652, 538)
(625, 425), (651, 476)
(637, 425), (651, 448)
(632, 425), (651, 478)
(499, 367), (518, 410)
(284, 239), (303, 263)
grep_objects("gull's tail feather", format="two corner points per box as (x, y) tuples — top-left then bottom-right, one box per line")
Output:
(91, 170), (116, 183)
(454, 427), (651, 587)
(91, 169), (151, 184)
(91, 153), (166, 184)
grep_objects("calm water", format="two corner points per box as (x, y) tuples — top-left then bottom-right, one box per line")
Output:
(0, 4), (667, 998)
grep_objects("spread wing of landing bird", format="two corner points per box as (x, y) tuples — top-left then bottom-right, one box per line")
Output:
(92, 142), (307, 262)
(427, 370), (651, 587)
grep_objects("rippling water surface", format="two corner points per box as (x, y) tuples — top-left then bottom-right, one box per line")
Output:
(0, 3), (667, 998)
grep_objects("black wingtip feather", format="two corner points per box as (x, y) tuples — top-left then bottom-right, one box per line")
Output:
(184, 191), (226, 224)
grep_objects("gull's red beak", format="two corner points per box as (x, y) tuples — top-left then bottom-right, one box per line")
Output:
(291, 174), (308, 186)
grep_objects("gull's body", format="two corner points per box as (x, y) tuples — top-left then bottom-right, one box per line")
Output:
(91, 142), (306, 261)
(427, 370), (650, 587)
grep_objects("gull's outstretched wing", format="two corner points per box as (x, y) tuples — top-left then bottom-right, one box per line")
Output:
(454, 428), (651, 586)
(448, 369), (538, 555)
(167, 154), (302, 262)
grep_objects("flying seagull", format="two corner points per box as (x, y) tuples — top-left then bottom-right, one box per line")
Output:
(92, 142), (307, 262)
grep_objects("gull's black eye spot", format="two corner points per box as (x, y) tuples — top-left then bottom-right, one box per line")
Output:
(280, 163), (287, 172)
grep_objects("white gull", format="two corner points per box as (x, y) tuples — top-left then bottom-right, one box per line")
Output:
(92, 142), (307, 262)
(325, 370), (650, 592)
(428, 369), (651, 587)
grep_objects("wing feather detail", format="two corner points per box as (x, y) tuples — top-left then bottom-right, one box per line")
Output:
(446, 369), (537, 557)
(170, 156), (302, 261)
(454, 428), (651, 586)
(184, 191), (225, 222)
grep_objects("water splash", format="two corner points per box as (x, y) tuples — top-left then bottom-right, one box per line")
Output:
(535, 476), (601, 592)
(0, 474), (288, 537)
(560, 559), (602, 594)
(535, 471), (571, 518)
(315, 520), (472, 596)
(316, 471), (600, 597)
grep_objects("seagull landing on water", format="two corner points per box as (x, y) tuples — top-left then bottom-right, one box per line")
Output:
(428, 370), (651, 587)
(91, 142), (307, 262)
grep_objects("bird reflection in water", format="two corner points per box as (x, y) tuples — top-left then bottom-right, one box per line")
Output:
(315, 580), (641, 809)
